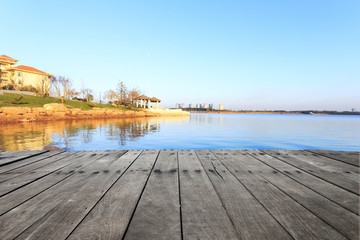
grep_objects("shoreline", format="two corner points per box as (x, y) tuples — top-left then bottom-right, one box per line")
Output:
(0, 103), (189, 124)
(187, 110), (360, 115)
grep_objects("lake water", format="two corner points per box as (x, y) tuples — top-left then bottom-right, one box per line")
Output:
(0, 113), (359, 151)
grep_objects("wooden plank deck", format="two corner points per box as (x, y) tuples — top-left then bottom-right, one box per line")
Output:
(0, 150), (358, 240)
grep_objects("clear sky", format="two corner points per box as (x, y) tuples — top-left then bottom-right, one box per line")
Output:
(1, 0), (359, 111)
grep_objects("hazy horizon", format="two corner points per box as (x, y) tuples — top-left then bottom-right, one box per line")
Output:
(1, 0), (359, 111)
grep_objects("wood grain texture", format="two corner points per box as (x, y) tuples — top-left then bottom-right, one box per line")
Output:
(247, 149), (359, 215)
(0, 150), (48, 167)
(306, 150), (359, 167)
(15, 151), (130, 240)
(282, 150), (359, 177)
(196, 150), (292, 240)
(0, 151), (126, 216)
(0, 151), (87, 196)
(0, 150), (64, 174)
(178, 150), (240, 240)
(263, 150), (359, 195)
(125, 149), (181, 240)
(232, 150), (359, 240)
(67, 150), (158, 240)
(212, 150), (347, 240)
(0, 151), (74, 183)
(0, 151), (109, 240)
(0, 150), (357, 240)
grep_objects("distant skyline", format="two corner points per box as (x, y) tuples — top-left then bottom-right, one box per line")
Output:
(1, 0), (359, 111)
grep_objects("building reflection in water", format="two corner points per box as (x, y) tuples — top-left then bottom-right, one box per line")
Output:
(0, 116), (190, 151)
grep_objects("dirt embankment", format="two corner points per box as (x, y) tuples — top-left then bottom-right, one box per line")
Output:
(0, 103), (189, 124)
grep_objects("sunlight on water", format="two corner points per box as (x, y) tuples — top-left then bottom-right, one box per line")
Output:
(0, 113), (359, 151)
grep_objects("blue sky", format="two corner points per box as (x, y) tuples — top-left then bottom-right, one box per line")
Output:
(1, 0), (359, 111)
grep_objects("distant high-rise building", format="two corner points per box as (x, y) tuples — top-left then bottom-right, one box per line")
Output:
(196, 103), (200, 108)
(180, 103), (185, 109)
(352, 108), (357, 112)
(189, 104), (193, 108)
(209, 103), (214, 109)
(203, 103), (207, 109)
(219, 104), (224, 110)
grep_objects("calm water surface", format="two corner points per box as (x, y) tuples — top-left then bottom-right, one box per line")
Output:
(0, 113), (359, 151)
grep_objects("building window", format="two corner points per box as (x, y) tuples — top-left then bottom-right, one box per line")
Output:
(18, 72), (22, 84)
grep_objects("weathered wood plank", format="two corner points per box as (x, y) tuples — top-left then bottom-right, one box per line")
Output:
(0, 151), (73, 183)
(212, 150), (347, 240)
(0, 149), (357, 240)
(0, 151), (88, 196)
(263, 150), (359, 195)
(279, 150), (359, 177)
(0, 151), (117, 240)
(247, 150), (359, 215)
(68, 150), (157, 240)
(0, 150), (48, 167)
(0, 150), (64, 174)
(232, 150), (359, 240)
(0, 151), (126, 216)
(124, 149), (181, 240)
(178, 150), (240, 239)
(195, 150), (292, 240)
(306, 150), (359, 167)
(16, 150), (136, 240)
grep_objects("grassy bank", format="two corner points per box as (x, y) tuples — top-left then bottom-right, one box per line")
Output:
(0, 94), (130, 111)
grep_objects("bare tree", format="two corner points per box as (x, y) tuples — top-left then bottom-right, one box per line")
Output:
(116, 81), (128, 105)
(61, 77), (78, 100)
(104, 89), (117, 103)
(50, 76), (61, 98)
(128, 88), (142, 105)
(83, 88), (94, 102)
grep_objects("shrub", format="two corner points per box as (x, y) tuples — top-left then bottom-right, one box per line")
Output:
(2, 84), (15, 90)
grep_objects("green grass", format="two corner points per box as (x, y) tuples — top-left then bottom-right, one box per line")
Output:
(0, 94), (132, 111)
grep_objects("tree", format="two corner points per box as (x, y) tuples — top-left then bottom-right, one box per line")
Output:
(50, 76), (77, 101)
(50, 76), (61, 98)
(83, 88), (94, 102)
(116, 81), (128, 105)
(128, 88), (142, 105)
(104, 89), (117, 103)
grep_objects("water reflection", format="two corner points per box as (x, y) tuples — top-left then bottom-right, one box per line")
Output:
(0, 116), (190, 151)
(1, 114), (359, 151)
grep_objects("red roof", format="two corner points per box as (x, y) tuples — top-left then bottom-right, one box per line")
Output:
(0, 55), (18, 61)
(13, 65), (50, 75)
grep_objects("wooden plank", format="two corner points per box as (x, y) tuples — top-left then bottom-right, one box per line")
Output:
(306, 150), (359, 167)
(0, 150), (48, 166)
(231, 150), (359, 240)
(0, 151), (122, 240)
(124, 149), (181, 240)
(279, 150), (359, 178)
(178, 150), (240, 239)
(0, 151), (126, 216)
(212, 150), (347, 240)
(247, 150), (359, 215)
(195, 150), (292, 240)
(263, 150), (359, 195)
(0, 150), (64, 174)
(0, 151), (73, 183)
(67, 150), (157, 240)
(0, 151), (89, 196)
(16, 150), (138, 240)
